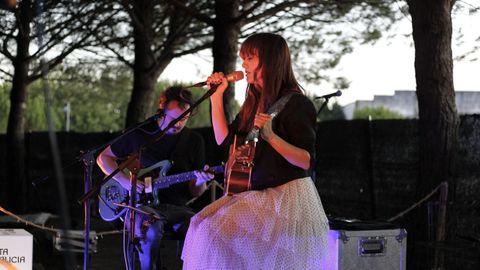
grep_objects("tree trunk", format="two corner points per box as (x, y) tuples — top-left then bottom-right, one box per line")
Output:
(409, 0), (458, 222)
(213, 0), (241, 123)
(125, 0), (171, 126)
(5, 0), (33, 213)
(408, 0), (458, 268)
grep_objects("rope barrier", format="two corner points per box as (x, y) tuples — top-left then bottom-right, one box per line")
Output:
(2, 181), (448, 236)
(0, 205), (123, 237)
(0, 206), (58, 233)
(387, 181), (448, 222)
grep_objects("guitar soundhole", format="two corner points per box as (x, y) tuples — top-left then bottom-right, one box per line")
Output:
(238, 145), (254, 167)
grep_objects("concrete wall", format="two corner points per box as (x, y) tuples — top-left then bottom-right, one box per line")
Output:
(344, 90), (480, 119)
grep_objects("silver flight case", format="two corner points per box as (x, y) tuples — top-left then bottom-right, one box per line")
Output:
(326, 219), (407, 270)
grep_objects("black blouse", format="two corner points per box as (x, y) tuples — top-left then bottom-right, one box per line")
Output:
(222, 93), (316, 190)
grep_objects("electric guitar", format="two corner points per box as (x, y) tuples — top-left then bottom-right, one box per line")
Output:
(98, 160), (224, 221)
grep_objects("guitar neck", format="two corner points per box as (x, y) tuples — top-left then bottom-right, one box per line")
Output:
(153, 165), (223, 189)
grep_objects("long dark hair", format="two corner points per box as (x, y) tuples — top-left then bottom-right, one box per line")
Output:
(237, 33), (302, 132)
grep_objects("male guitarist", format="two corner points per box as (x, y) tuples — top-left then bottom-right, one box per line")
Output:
(97, 86), (213, 270)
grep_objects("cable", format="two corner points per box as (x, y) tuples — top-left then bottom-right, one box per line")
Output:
(123, 210), (130, 270)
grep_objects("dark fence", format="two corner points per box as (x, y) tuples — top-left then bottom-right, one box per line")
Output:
(1, 115), (479, 269)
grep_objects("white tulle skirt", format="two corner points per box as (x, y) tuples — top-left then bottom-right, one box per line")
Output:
(181, 177), (330, 270)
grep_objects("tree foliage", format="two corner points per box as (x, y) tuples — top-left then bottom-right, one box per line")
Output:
(166, 0), (400, 121)
(0, 0), (115, 212)
(0, 64), (130, 132)
(0, 64), (221, 133)
(80, 0), (213, 126)
(0, 0), (113, 82)
(353, 106), (404, 120)
(0, 83), (10, 132)
(316, 102), (346, 122)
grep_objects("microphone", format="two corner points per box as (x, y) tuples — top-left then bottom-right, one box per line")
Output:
(187, 71), (244, 88)
(315, 90), (342, 99)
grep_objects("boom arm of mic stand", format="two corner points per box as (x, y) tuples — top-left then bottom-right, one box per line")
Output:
(149, 85), (218, 144)
(316, 97), (331, 118)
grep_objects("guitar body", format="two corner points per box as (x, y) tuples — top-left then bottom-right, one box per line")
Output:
(98, 179), (129, 221)
(98, 160), (171, 221)
(224, 135), (256, 196)
(98, 160), (224, 221)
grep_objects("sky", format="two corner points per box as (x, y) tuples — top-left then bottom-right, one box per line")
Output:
(159, 8), (480, 107)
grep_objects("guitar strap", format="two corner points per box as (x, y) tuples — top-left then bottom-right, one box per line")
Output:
(245, 92), (295, 142)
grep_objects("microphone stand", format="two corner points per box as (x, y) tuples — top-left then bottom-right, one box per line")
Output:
(312, 95), (335, 185)
(76, 113), (160, 270)
(126, 155), (140, 269)
(78, 85), (218, 270)
(79, 151), (94, 270)
(317, 96), (332, 117)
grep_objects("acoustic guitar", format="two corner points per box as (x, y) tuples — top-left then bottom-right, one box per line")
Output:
(224, 135), (257, 196)
(223, 93), (294, 196)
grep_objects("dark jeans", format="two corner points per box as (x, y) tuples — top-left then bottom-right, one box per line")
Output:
(126, 204), (195, 270)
